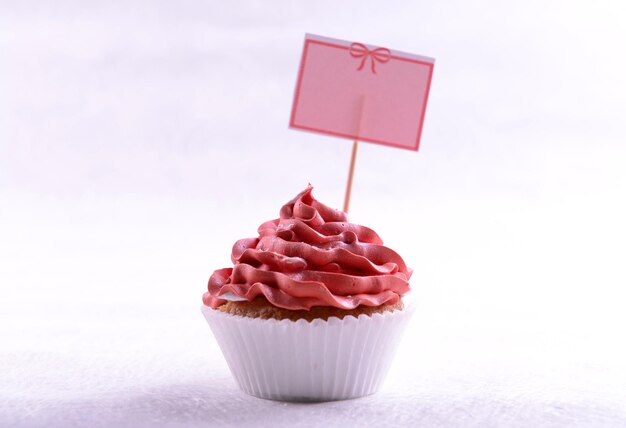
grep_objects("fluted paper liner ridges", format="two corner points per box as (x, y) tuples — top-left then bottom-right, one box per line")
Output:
(201, 304), (414, 402)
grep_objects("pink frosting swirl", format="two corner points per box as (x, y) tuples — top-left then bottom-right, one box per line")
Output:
(203, 185), (412, 310)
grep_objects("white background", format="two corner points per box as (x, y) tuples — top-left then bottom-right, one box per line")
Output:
(1, 1), (626, 427)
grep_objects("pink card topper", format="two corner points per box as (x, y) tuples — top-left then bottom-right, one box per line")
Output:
(290, 34), (435, 151)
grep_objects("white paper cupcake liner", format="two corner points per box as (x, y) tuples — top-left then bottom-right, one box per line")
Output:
(201, 299), (415, 402)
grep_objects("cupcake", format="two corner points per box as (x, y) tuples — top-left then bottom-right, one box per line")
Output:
(201, 185), (414, 401)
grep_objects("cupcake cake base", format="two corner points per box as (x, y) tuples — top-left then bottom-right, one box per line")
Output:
(217, 296), (404, 322)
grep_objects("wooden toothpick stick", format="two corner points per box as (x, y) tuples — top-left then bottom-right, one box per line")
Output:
(343, 140), (359, 213)
(343, 96), (365, 213)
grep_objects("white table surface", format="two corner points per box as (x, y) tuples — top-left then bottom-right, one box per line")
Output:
(2, 1), (626, 427)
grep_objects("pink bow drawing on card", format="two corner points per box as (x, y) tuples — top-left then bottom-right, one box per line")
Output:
(349, 42), (391, 74)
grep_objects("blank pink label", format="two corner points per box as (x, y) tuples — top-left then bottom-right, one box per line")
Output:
(290, 34), (435, 151)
